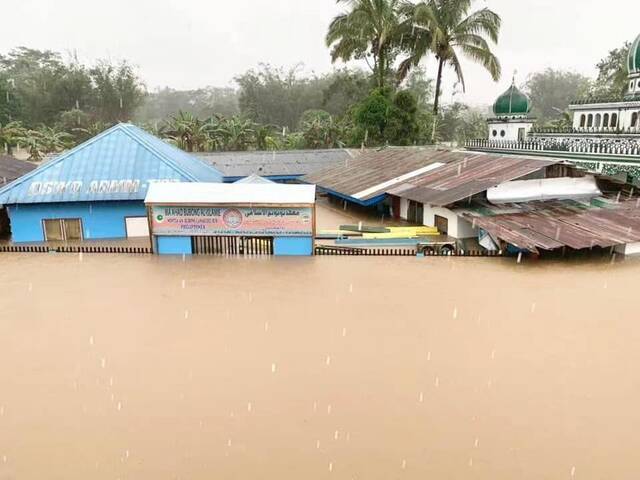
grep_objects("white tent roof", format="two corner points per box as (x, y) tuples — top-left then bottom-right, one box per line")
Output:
(234, 174), (276, 184)
(145, 182), (316, 205)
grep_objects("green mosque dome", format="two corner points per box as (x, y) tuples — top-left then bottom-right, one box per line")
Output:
(492, 82), (531, 118)
(628, 33), (640, 74)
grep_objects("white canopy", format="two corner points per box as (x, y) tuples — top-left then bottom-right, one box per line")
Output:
(487, 176), (602, 204)
(145, 182), (316, 205)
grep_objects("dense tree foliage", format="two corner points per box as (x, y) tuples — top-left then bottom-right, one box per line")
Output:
(525, 69), (591, 122)
(5, 5), (632, 159)
(592, 42), (630, 99)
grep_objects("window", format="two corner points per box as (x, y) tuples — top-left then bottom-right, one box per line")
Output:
(500, 130), (506, 137)
(42, 218), (83, 242)
(632, 112), (639, 128)
(611, 113), (618, 128)
(595, 114), (602, 128)
(587, 114), (594, 127)
(603, 113), (610, 127)
(492, 130), (497, 137)
(580, 114), (586, 127)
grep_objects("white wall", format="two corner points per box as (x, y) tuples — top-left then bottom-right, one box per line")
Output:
(422, 205), (477, 239)
(487, 121), (533, 141)
(572, 106), (640, 130)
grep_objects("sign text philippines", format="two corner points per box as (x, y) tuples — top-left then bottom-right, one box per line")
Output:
(151, 206), (313, 237)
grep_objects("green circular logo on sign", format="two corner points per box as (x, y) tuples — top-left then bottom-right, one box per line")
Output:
(156, 214), (164, 222)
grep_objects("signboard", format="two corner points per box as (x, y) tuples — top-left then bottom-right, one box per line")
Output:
(27, 179), (179, 197)
(150, 205), (313, 237)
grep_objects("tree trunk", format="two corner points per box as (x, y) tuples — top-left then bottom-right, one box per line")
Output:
(431, 57), (445, 143)
(377, 49), (385, 89)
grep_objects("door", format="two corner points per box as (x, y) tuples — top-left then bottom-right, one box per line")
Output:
(407, 201), (424, 224)
(125, 217), (150, 238)
(518, 128), (526, 141)
(434, 215), (449, 235)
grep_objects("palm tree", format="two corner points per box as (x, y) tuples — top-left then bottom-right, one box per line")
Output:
(163, 111), (208, 152)
(17, 126), (71, 161)
(403, 0), (501, 141)
(0, 121), (27, 155)
(326, 0), (405, 89)
(216, 117), (256, 151)
(37, 126), (73, 153)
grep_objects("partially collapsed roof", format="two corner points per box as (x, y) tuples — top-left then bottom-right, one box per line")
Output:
(303, 148), (557, 206)
(0, 155), (36, 185)
(467, 201), (640, 253)
(197, 149), (358, 179)
(0, 124), (223, 205)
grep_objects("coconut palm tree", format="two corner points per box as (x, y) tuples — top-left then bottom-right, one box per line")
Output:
(402, 0), (501, 141)
(326, 0), (405, 89)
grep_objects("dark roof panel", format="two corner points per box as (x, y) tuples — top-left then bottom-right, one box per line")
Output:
(197, 149), (357, 178)
(0, 155), (36, 185)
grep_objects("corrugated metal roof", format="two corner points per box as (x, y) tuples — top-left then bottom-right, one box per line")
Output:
(0, 124), (223, 205)
(303, 147), (451, 198)
(197, 149), (358, 178)
(145, 182), (316, 205)
(460, 199), (640, 253)
(386, 154), (557, 206)
(0, 155), (36, 185)
(303, 148), (557, 206)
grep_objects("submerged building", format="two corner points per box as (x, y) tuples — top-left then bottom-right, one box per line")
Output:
(304, 147), (640, 255)
(0, 124), (223, 243)
(467, 31), (640, 183)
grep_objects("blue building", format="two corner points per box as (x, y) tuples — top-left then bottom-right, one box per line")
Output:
(0, 124), (223, 243)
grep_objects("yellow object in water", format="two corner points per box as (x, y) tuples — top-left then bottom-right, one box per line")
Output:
(363, 230), (439, 239)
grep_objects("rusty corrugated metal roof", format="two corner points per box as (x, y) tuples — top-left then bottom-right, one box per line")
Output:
(468, 202), (640, 253)
(303, 147), (455, 197)
(386, 154), (556, 206)
(303, 147), (557, 205)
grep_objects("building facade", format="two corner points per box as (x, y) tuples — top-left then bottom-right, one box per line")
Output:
(467, 32), (640, 182)
(145, 182), (316, 256)
(487, 81), (534, 142)
(0, 124), (223, 243)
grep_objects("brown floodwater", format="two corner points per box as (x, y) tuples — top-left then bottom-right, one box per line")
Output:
(1, 251), (640, 480)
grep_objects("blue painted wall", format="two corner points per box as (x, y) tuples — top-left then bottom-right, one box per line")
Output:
(156, 236), (193, 255)
(7, 201), (147, 242)
(274, 236), (314, 256)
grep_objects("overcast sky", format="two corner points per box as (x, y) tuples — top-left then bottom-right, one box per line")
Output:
(2, 0), (638, 105)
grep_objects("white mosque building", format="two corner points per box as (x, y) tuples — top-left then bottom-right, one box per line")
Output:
(467, 32), (640, 182)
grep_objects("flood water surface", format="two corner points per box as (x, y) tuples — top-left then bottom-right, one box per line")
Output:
(1, 253), (639, 479)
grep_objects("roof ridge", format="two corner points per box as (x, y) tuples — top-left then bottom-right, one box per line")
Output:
(117, 124), (200, 181)
(0, 123), (124, 197)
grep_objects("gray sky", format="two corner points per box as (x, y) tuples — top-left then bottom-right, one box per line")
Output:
(2, 0), (638, 105)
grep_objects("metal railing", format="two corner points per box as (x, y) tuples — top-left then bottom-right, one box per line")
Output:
(0, 244), (151, 254)
(465, 138), (640, 156)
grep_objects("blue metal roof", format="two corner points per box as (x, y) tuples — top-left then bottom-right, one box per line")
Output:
(0, 123), (223, 205)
